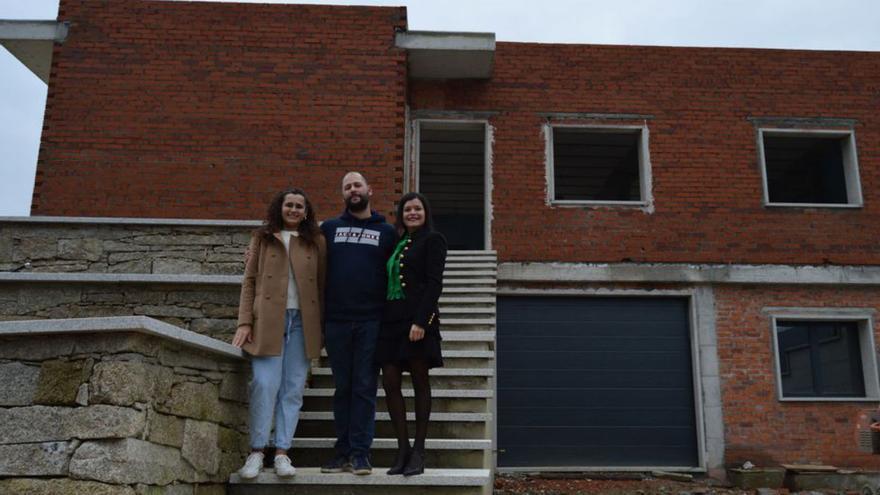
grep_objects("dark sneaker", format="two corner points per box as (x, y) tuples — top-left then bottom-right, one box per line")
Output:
(351, 455), (372, 475)
(320, 454), (351, 473)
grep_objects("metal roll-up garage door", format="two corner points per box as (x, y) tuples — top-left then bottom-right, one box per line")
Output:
(497, 296), (699, 468)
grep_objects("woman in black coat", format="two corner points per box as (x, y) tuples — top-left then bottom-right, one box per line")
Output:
(376, 192), (447, 476)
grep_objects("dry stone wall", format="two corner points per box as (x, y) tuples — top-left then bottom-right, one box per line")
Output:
(0, 221), (255, 275)
(0, 282), (241, 342)
(0, 326), (249, 494)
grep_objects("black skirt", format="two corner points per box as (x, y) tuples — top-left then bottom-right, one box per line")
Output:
(375, 319), (443, 370)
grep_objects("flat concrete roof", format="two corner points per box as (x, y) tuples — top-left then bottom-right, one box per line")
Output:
(0, 20), (69, 84)
(396, 30), (495, 80)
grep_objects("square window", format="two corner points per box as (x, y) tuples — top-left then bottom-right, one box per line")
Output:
(776, 320), (865, 397)
(759, 130), (862, 207)
(770, 313), (880, 401)
(549, 127), (647, 203)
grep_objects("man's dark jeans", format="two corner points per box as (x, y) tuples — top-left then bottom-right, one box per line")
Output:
(323, 319), (380, 458)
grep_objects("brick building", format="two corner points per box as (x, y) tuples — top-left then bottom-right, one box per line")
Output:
(7, 0), (880, 478)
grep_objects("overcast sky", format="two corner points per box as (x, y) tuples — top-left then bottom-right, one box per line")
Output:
(2, 0), (879, 216)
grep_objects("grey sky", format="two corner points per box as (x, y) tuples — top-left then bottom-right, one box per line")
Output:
(2, 0), (878, 216)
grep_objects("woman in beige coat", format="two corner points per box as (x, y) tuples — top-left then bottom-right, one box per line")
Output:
(233, 188), (326, 479)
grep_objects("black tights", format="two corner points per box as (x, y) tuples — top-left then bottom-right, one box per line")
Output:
(382, 359), (431, 453)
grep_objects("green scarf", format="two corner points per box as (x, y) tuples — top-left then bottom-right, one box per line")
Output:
(386, 233), (409, 300)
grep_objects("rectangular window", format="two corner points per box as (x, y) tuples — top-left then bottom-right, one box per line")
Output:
(759, 129), (862, 207)
(770, 312), (880, 401)
(549, 126), (648, 204)
(776, 320), (865, 398)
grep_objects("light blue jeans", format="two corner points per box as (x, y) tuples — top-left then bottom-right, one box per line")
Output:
(249, 309), (310, 450)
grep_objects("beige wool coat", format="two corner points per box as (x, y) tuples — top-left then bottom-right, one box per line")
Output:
(236, 231), (326, 358)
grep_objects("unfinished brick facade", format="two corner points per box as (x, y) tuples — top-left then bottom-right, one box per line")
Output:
(27, 0), (880, 474)
(715, 285), (880, 468)
(35, 0), (407, 219)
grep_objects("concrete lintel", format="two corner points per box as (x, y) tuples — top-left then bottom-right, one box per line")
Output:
(0, 316), (244, 359)
(396, 30), (495, 51)
(396, 30), (495, 80)
(0, 20), (70, 83)
(411, 109), (500, 120)
(746, 115), (857, 128)
(500, 262), (880, 286)
(0, 20), (68, 42)
(540, 112), (655, 121)
(0, 215), (261, 227)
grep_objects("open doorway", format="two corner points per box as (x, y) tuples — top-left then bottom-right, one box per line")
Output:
(415, 121), (489, 250)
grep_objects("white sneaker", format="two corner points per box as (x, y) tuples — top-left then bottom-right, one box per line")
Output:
(274, 454), (296, 477)
(238, 451), (264, 479)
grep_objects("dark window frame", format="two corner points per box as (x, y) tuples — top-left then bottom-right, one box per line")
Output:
(770, 314), (880, 401)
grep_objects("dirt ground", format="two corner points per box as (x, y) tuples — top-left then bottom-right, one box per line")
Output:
(494, 473), (862, 495)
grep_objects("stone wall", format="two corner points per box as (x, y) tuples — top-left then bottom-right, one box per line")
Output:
(0, 282), (241, 342)
(0, 320), (249, 494)
(0, 220), (255, 275)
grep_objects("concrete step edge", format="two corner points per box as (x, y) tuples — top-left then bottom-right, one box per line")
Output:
(312, 368), (494, 377)
(303, 388), (494, 398)
(439, 297), (497, 303)
(300, 411), (491, 422)
(442, 318), (496, 324)
(441, 331), (495, 341)
(442, 287), (496, 293)
(320, 349), (494, 358)
(229, 468), (491, 486)
(442, 308), (496, 314)
(444, 271), (498, 278)
(293, 438), (492, 450)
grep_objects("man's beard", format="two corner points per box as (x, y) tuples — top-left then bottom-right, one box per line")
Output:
(345, 194), (369, 212)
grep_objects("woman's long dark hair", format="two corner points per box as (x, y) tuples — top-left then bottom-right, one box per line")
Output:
(258, 188), (321, 248)
(395, 191), (434, 234)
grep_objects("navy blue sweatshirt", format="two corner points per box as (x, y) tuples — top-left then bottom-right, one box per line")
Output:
(320, 210), (398, 321)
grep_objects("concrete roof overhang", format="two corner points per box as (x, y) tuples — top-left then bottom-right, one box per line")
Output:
(395, 30), (495, 80)
(0, 20), (69, 84)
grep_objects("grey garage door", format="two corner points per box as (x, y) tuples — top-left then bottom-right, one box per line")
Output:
(497, 296), (699, 468)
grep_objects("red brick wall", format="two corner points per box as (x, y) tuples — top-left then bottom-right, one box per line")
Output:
(35, 0), (407, 220)
(410, 43), (880, 265)
(716, 285), (880, 468)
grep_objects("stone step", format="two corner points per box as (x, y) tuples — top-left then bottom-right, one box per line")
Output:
(309, 372), (490, 391)
(319, 349), (494, 359)
(316, 357), (493, 370)
(443, 278), (496, 286)
(303, 389), (493, 399)
(228, 468), (491, 495)
(438, 297), (496, 305)
(311, 368), (494, 378)
(304, 395), (489, 414)
(285, 438), (492, 469)
(441, 307), (496, 315)
(444, 263), (497, 271)
(441, 319), (496, 330)
(442, 287), (496, 294)
(296, 418), (490, 440)
(295, 437), (491, 451)
(447, 250), (496, 256)
(443, 270), (497, 278)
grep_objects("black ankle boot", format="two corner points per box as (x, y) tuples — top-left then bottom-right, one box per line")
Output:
(386, 447), (410, 475)
(402, 448), (424, 476)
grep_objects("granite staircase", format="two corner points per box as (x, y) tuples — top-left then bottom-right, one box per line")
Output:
(228, 250), (498, 495)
